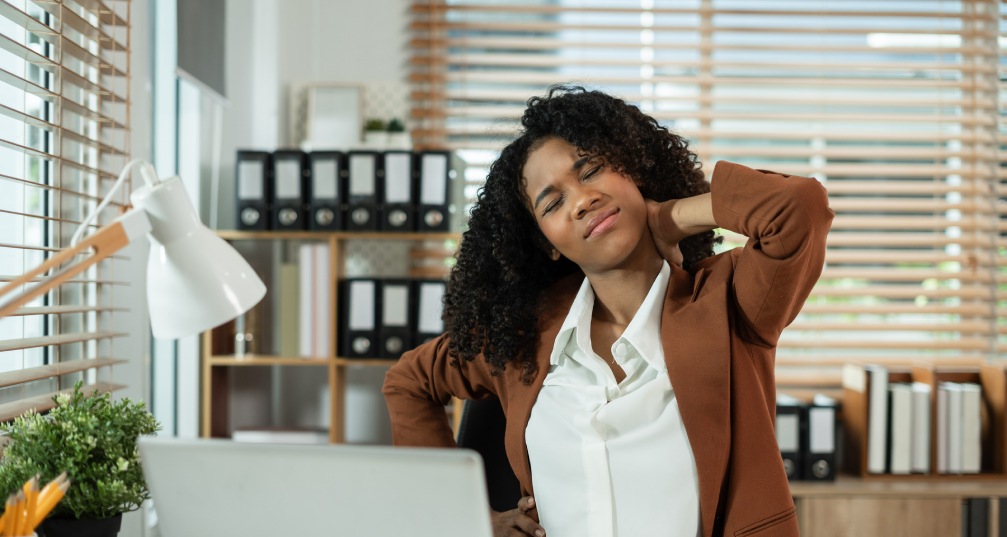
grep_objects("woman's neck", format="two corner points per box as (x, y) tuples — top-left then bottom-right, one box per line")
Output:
(586, 255), (664, 326)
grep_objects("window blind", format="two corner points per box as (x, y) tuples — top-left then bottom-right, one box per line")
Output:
(0, 0), (131, 419)
(409, 0), (1007, 397)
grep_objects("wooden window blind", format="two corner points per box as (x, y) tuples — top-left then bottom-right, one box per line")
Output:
(409, 0), (1007, 397)
(0, 0), (131, 420)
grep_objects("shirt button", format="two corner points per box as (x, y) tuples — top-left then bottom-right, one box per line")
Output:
(614, 342), (627, 358)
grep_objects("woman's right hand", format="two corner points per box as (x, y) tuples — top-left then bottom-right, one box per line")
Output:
(491, 496), (546, 536)
(646, 193), (716, 266)
(646, 198), (686, 265)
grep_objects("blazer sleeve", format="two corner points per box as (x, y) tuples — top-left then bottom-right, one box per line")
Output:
(708, 161), (834, 347)
(382, 334), (497, 448)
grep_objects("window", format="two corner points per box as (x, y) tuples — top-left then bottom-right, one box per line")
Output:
(409, 0), (1007, 396)
(0, 0), (132, 417)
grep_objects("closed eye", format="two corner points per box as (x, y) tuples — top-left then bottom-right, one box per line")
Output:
(543, 194), (564, 216)
(581, 164), (602, 181)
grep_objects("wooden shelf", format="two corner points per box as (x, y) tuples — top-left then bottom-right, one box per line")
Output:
(790, 474), (1007, 498)
(216, 230), (461, 241)
(208, 356), (402, 367)
(208, 355), (330, 366)
(335, 357), (399, 367)
(840, 471), (1007, 483)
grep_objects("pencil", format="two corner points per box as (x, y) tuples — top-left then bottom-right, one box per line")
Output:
(34, 473), (66, 509)
(4, 494), (17, 537)
(11, 490), (26, 537)
(21, 476), (37, 496)
(28, 479), (69, 530)
(22, 479), (37, 537)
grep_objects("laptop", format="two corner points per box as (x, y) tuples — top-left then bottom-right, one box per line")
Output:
(138, 437), (493, 537)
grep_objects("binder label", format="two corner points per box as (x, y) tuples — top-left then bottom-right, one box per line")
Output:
(809, 407), (835, 453)
(349, 155), (376, 196)
(776, 413), (799, 452)
(349, 281), (376, 330)
(312, 159), (339, 199)
(276, 160), (302, 198)
(418, 282), (445, 333)
(238, 161), (264, 199)
(383, 285), (409, 327)
(385, 154), (412, 203)
(420, 154), (448, 204)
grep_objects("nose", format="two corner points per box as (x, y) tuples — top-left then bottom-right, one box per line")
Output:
(571, 187), (601, 219)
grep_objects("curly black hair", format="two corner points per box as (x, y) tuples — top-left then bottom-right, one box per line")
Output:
(443, 85), (720, 383)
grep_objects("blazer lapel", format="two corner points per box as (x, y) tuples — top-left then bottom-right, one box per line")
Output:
(506, 273), (582, 498)
(663, 266), (731, 537)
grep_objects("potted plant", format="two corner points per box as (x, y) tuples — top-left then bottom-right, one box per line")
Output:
(363, 118), (387, 149)
(386, 118), (411, 150)
(0, 381), (161, 537)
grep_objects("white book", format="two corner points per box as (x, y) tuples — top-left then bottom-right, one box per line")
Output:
(910, 382), (931, 474)
(298, 244), (315, 358)
(945, 382), (964, 474)
(866, 364), (889, 474)
(960, 383), (982, 474)
(278, 263), (301, 357)
(888, 383), (913, 475)
(937, 383), (949, 473)
(314, 244), (331, 358)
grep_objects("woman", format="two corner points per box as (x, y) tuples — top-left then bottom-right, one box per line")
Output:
(383, 85), (832, 537)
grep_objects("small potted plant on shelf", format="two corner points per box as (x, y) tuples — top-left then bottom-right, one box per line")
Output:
(0, 381), (161, 537)
(386, 118), (411, 150)
(363, 118), (387, 149)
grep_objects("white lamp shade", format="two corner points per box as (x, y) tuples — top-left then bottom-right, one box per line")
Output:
(131, 176), (266, 339)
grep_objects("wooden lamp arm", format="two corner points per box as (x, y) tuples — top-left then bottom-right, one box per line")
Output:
(0, 210), (152, 318)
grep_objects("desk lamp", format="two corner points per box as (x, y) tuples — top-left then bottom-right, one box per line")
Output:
(0, 160), (266, 339)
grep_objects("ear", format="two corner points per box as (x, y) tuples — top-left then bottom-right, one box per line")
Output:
(549, 248), (561, 261)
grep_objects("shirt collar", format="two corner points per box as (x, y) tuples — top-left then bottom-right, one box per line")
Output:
(548, 261), (671, 370)
(549, 275), (595, 365)
(621, 260), (671, 371)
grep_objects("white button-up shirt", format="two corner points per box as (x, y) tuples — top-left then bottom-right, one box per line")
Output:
(525, 261), (701, 537)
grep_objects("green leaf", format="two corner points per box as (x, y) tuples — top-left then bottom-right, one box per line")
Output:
(0, 381), (162, 519)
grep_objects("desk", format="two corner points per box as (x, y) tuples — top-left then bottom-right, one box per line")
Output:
(790, 476), (1007, 537)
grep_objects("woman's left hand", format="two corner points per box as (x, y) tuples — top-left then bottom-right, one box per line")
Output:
(646, 199), (686, 266)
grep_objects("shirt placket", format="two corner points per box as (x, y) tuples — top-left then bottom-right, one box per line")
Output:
(578, 406), (615, 537)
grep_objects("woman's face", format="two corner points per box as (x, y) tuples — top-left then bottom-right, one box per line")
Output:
(521, 137), (658, 274)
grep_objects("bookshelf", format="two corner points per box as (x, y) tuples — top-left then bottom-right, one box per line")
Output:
(199, 230), (460, 443)
(842, 362), (1007, 481)
(790, 476), (1007, 536)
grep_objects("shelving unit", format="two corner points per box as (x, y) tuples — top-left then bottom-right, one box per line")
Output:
(200, 230), (460, 443)
(791, 476), (1007, 536)
(842, 363), (1007, 481)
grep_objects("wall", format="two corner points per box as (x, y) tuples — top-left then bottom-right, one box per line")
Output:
(121, 0), (153, 407)
(119, 1), (154, 535)
(221, 0), (410, 192)
(220, 0), (411, 442)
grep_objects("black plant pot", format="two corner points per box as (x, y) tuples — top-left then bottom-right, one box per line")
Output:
(37, 513), (122, 537)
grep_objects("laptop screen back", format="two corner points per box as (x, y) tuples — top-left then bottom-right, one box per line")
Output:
(138, 437), (493, 537)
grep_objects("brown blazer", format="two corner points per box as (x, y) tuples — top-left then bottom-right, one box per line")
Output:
(383, 161), (833, 537)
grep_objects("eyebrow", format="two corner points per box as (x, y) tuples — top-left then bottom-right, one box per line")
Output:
(532, 156), (591, 210)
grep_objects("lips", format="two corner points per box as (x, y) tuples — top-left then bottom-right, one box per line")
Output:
(584, 208), (619, 238)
